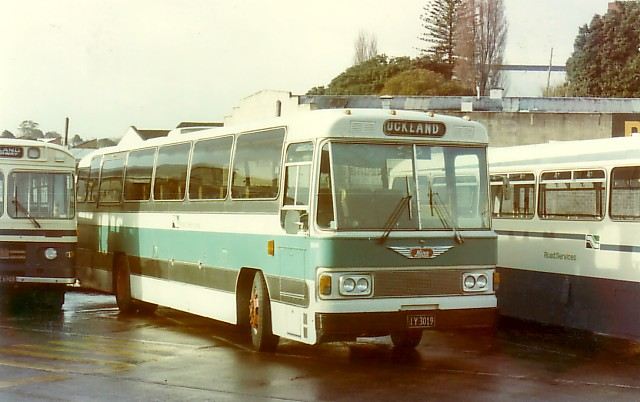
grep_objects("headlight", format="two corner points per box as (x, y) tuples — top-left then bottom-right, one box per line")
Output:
(464, 275), (476, 289)
(338, 274), (372, 296)
(476, 274), (488, 289)
(356, 278), (369, 293)
(463, 272), (491, 292)
(44, 247), (58, 260)
(342, 278), (356, 293)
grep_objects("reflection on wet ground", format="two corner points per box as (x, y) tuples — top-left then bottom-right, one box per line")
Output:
(1, 289), (640, 401)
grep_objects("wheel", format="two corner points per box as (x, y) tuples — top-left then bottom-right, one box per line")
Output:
(114, 255), (138, 314)
(391, 329), (423, 349)
(114, 255), (157, 315)
(41, 288), (65, 311)
(249, 272), (279, 352)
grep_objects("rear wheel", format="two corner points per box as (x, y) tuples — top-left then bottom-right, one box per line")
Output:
(114, 255), (157, 315)
(391, 330), (423, 349)
(249, 272), (279, 352)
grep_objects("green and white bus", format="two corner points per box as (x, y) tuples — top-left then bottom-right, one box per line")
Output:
(76, 108), (496, 351)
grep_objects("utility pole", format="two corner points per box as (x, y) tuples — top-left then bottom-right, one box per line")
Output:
(546, 48), (553, 95)
(64, 117), (69, 147)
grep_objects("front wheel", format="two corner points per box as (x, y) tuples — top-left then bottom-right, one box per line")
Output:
(249, 272), (279, 352)
(391, 329), (423, 349)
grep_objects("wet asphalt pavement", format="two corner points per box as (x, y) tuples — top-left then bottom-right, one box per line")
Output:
(1, 290), (640, 401)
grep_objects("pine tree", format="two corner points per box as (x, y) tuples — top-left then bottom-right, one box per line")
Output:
(418, 0), (463, 69)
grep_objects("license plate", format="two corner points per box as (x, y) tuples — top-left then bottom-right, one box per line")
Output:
(0, 275), (16, 283)
(407, 314), (435, 329)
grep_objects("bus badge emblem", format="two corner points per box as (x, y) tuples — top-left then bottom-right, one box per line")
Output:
(388, 246), (453, 259)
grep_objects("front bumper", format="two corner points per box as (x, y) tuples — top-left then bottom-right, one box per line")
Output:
(316, 307), (497, 343)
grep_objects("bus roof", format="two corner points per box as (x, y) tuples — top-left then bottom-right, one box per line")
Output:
(78, 108), (488, 167)
(0, 138), (75, 165)
(489, 135), (640, 171)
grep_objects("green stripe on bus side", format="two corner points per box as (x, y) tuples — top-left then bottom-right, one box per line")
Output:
(79, 223), (496, 275)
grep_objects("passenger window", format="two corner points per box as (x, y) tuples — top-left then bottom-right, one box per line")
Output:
(124, 148), (155, 201)
(189, 137), (232, 200)
(538, 169), (605, 220)
(154, 143), (191, 201)
(98, 154), (125, 204)
(76, 167), (89, 203)
(490, 173), (536, 219)
(610, 166), (640, 221)
(87, 156), (102, 203)
(231, 129), (285, 199)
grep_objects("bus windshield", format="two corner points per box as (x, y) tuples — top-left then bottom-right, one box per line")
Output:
(317, 142), (490, 231)
(8, 171), (75, 220)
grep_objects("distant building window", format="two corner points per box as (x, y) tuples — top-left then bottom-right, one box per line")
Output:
(189, 137), (232, 200)
(154, 143), (191, 201)
(124, 148), (156, 201)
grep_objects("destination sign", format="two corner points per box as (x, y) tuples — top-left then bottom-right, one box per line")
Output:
(383, 120), (446, 137)
(0, 146), (23, 158)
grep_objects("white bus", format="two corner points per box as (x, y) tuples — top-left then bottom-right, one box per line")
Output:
(489, 136), (640, 339)
(0, 139), (76, 310)
(76, 108), (497, 351)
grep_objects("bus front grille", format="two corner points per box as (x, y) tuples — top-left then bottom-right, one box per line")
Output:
(373, 269), (465, 297)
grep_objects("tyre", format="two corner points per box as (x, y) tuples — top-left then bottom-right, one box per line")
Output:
(114, 260), (136, 314)
(114, 255), (158, 315)
(391, 329), (423, 349)
(41, 288), (65, 311)
(249, 272), (279, 352)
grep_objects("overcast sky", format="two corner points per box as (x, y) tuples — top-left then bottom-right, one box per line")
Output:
(0, 0), (613, 139)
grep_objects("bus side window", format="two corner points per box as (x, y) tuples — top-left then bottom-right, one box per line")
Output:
(98, 154), (125, 204)
(76, 167), (89, 203)
(154, 143), (191, 201)
(231, 128), (285, 199)
(87, 156), (102, 203)
(610, 166), (640, 220)
(124, 148), (155, 202)
(189, 137), (232, 200)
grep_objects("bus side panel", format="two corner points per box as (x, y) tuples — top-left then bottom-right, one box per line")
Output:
(498, 266), (640, 340)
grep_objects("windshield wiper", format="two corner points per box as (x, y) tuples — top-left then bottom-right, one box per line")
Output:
(429, 188), (463, 244)
(12, 197), (41, 228)
(378, 195), (412, 245)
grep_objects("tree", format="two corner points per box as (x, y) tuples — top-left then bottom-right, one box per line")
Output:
(1, 130), (15, 138)
(454, 0), (508, 96)
(380, 69), (471, 96)
(310, 55), (412, 95)
(418, 0), (462, 78)
(71, 134), (84, 147)
(353, 30), (378, 65)
(18, 120), (41, 139)
(566, 2), (640, 97)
